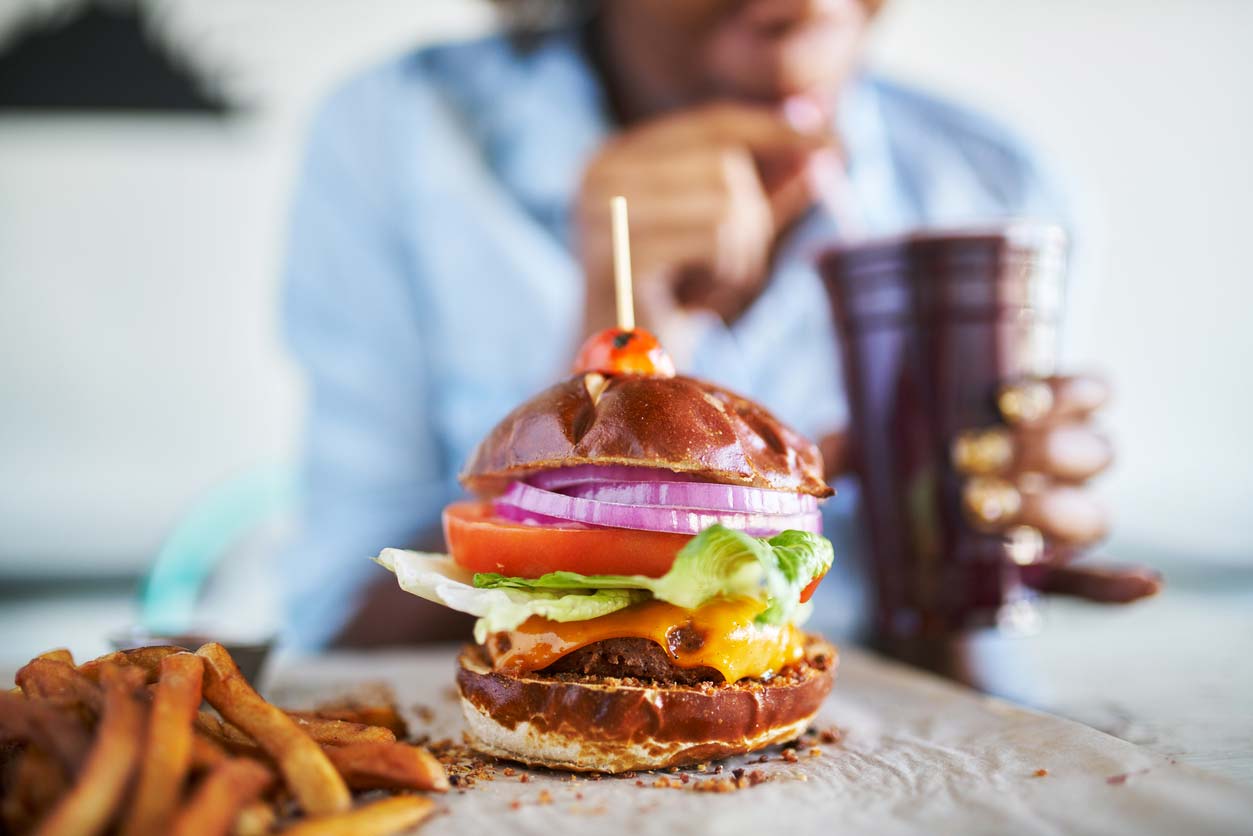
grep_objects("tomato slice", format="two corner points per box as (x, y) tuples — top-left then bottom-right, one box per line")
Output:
(443, 501), (690, 578)
(799, 571), (826, 603)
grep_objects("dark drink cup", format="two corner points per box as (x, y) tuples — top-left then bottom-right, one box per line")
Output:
(818, 225), (1067, 664)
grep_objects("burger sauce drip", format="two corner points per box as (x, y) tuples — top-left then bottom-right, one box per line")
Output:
(488, 598), (806, 684)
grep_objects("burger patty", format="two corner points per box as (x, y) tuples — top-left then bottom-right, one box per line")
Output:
(543, 639), (725, 685)
(484, 635), (725, 685)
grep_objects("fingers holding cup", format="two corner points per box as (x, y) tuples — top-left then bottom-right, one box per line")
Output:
(958, 372), (1113, 554)
(998, 374), (1110, 427)
(1017, 481), (1110, 547)
(951, 427), (1015, 476)
(1013, 423), (1114, 482)
(1025, 561), (1163, 603)
(952, 423), (1113, 482)
(960, 476), (1022, 532)
(961, 475), (1109, 547)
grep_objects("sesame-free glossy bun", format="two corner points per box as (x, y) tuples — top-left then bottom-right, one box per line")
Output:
(455, 636), (836, 773)
(461, 374), (832, 498)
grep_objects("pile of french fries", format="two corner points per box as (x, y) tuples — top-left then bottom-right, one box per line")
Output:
(1, 643), (448, 835)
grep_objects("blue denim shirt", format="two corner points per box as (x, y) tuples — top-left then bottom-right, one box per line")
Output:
(280, 28), (1070, 648)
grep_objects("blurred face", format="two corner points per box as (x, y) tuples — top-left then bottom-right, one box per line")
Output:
(603, 0), (876, 107)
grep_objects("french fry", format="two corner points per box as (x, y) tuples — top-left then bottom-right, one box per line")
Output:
(34, 664), (146, 836)
(295, 701), (408, 739)
(195, 713), (273, 764)
(0, 693), (92, 777)
(195, 721), (444, 792)
(195, 718), (444, 792)
(119, 653), (205, 836)
(321, 742), (449, 792)
(0, 740), (16, 774)
(192, 732), (232, 772)
(276, 795), (436, 836)
(288, 716), (395, 746)
(232, 800), (277, 836)
(1, 748), (66, 834)
(169, 757), (274, 836)
(196, 643), (350, 816)
(197, 711), (257, 750)
(6, 644), (445, 836)
(200, 710), (393, 752)
(16, 659), (103, 717)
(78, 646), (185, 685)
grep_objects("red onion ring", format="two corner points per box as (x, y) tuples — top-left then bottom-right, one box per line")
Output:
(490, 504), (590, 528)
(562, 480), (817, 515)
(494, 481), (821, 538)
(528, 465), (698, 491)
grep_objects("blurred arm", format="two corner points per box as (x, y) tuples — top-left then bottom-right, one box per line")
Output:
(280, 86), (470, 649)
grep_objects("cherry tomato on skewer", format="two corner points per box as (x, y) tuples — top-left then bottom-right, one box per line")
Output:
(574, 327), (676, 378)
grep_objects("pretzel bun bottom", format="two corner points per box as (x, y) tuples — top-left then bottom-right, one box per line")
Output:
(455, 637), (836, 773)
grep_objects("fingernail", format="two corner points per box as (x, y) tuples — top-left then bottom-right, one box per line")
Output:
(998, 379), (1054, 425)
(782, 95), (826, 133)
(952, 427), (1014, 475)
(1005, 525), (1045, 566)
(1038, 485), (1110, 543)
(962, 476), (1022, 532)
(1061, 375), (1111, 411)
(806, 149), (844, 200)
(1047, 425), (1114, 477)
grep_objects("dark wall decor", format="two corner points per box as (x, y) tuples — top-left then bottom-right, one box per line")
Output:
(0, 0), (232, 113)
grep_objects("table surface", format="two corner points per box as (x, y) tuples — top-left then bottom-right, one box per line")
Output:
(973, 558), (1253, 785)
(261, 642), (1252, 835)
(2, 556), (1251, 789)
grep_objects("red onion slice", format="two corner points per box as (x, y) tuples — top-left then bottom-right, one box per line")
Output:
(490, 504), (591, 529)
(495, 481), (821, 538)
(528, 465), (699, 491)
(562, 480), (817, 515)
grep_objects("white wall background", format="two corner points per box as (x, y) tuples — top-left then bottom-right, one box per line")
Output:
(1, 0), (1250, 577)
(869, 0), (1253, 561)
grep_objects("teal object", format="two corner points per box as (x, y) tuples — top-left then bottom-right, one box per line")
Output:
(139, 463), (297, 635)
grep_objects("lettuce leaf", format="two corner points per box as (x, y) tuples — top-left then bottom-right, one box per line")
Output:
(373, 549), (647, 643)
(474, 525), (833, 626)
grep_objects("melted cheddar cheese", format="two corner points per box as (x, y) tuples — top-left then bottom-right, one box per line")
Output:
(490, 598), (805, 683)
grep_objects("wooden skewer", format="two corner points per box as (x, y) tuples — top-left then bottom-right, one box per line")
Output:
(611, 195), (635, 332)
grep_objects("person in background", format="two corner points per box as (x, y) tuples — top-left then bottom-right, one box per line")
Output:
(281, 0), (1137, 649)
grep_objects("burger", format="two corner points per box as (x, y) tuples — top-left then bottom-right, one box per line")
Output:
(374, 326), (837, 772)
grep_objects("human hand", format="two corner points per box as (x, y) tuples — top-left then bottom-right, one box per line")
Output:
(575, 102), (833, 339)
(953, 374), (1161, 603)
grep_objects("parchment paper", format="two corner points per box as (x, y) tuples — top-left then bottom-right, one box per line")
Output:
(267, 646), (1252, 836)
